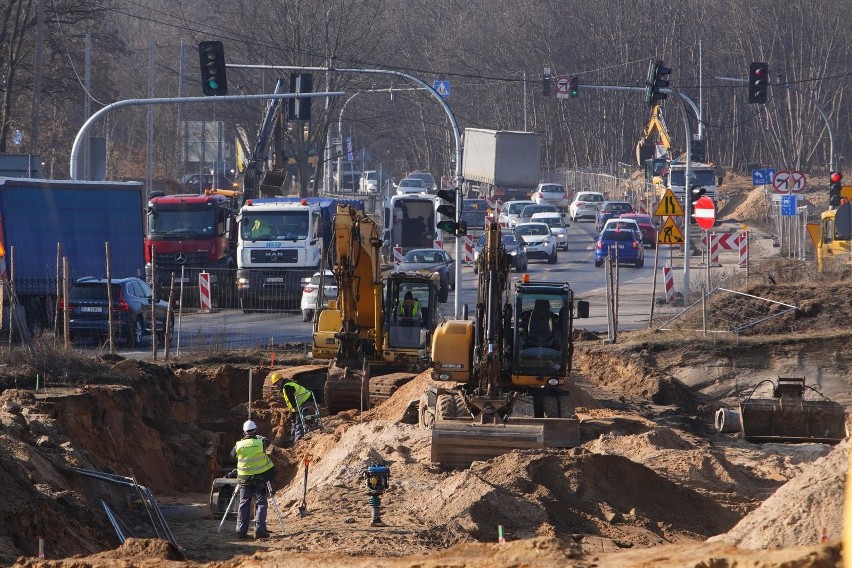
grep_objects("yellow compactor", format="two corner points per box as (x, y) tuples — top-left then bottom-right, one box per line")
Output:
(418, 222), (589, 468)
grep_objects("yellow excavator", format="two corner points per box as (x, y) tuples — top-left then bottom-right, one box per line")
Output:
(294, 203), (442, 413)
(418, 221), (589, 468)
(807, 199), (852, 273)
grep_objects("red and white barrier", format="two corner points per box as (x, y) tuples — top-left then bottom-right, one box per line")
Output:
(709, 233), (720, 265)
(663, 265), (675, 303)
(738, 231), (748, 268)
(433, 239), (443, 250)
(701, 232), (738, 251)
(199, 271), (212, 311)
(463, 235), (475, 263)
(393, 246), (404, 265)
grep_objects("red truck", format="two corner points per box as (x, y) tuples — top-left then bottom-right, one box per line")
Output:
(145, 192), (238, 307)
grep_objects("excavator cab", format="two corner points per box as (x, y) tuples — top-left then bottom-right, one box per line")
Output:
(384, 273), (438, 351)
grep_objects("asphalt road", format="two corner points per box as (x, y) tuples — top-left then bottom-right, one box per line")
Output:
(114, 219), (747, 357)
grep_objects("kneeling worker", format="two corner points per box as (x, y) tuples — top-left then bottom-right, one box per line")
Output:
(231, 420), (276, 539)
(270, 372), (319, 445)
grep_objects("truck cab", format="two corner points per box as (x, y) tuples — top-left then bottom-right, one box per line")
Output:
(663, 162), (720, 205)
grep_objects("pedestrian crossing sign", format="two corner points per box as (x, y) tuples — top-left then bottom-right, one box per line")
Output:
(654, 188), (685, 217)
(658, 216), (684, 245)
(433, 80), (450, 99)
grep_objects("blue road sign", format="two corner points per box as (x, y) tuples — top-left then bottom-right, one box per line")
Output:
(752, 168), (776, 186)
(433, 80), (450, 99)
(346, 137), (353, 162)
(781, 194), (797, 216)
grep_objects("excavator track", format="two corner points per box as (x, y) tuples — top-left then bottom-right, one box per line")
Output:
(368, 372), (417, 408)
(325, 365), (369, 415)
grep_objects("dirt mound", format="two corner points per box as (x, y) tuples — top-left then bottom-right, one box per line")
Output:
(365, 371), (432, 422)
(711, 440), (848, 549)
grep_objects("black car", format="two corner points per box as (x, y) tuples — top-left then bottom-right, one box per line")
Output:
(473, 229), (528, 273)
(395, 248), (455, 302)
(461, 198), (491, 231)
(65, 277), (172, 347)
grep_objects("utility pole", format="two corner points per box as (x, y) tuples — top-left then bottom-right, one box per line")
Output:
(523, 71), (528, 131)
(30, 0), (46, 157)
(146, 37), (155, 194)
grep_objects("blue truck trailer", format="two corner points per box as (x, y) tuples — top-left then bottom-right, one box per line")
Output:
(236, 196), (365, 310)
(0, 177), (146, 334)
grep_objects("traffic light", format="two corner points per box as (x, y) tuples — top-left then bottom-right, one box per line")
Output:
(288, 73), (313, 121)
(570, 75), (579, 98)
(829, 171), (843, 208)
(689, 186), (707, 223)
(644, 60), (671, 106)
(198, 41), (227, 96)
(436, 187), (465, 236)
(748, 62), (769, 104)
(542, 68), (551, 97)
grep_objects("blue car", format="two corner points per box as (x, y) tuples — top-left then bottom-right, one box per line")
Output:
(594, 229), (645, 267)
(595, 201), (634, 232)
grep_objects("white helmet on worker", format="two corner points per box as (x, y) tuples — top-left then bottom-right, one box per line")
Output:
(243, 420), (257, 433)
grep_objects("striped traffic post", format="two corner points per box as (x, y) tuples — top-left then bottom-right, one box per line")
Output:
(709, 232), (721, 265)
(433, 239), (443, 251)
(738, 230), (748, 268)
(198, 271), (212, 312)
(663, 265), (675, 303)
(393, 246), (404, 265)
(464, 235), (475, 263)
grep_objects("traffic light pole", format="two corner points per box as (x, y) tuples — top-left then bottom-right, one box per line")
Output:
(69, 92), (344, 180)
(228, 63), (465, 318)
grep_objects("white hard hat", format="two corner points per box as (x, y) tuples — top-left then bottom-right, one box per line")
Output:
(243, 420), (257, 432)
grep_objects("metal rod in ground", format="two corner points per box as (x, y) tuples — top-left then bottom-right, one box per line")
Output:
(176, 265), (184, 355)
(105, 241), (115, 353)
(217, 486), (240, 533)
(267, 481), (285, 533)
(649, 240), (661, 328)
(248, 368), (252, 419)
(165, 272), (175, 361)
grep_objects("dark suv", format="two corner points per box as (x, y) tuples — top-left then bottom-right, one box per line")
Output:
(65, 277), (172, 347)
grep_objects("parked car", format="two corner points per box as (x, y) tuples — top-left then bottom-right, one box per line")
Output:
(461, 198), (491, 232)
(530, 212), (569, 250)
(532, 183), (570, 210)
(396, 248), (455, 302)
(619, 213), (658, 248)
(595, 201), (635, 232)
(473, 230), (528, 273)
(568, 191), (605, 222)
(359, 170), (379, 194)
(64, 276), (171, 347)
(594, 229), (645, 268)
(300, 270), (338, 322)
(498, 200), (536, 227)
(601, 218), (643, 244)
(515, 222), (558, 264)
(406, 171), (438, 194)
(518, 203), (558, 225)
(180, 173), (237, 193)
(395, 177), (427, 195)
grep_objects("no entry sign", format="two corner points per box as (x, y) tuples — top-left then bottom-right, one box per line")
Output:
(694, 196), (716, 230)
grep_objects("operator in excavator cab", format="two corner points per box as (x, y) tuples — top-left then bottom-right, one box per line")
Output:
(522, 299), (561, 350)
(269, 372), (321, 445)
(396, 291), (424, 327)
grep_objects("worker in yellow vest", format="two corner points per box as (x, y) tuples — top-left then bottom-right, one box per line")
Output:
(230, 420), (276, 539)
(269, 373), (320, 445)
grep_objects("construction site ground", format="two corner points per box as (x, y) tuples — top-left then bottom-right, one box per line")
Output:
(3, 177), (851, 567)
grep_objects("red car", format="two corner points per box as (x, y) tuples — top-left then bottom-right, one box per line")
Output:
(619, 213), (658, 248)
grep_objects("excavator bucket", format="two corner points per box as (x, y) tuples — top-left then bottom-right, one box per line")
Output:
(430, 418), (580, 469)
(738, 378), (848, 444)
(324, 364), (369, 415)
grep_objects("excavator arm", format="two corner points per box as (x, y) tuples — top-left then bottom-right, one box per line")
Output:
(635, 104), (673, 165)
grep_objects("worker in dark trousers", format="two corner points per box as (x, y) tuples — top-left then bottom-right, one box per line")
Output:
(230, 420), (276, 539)
(269, 373), (320, 445)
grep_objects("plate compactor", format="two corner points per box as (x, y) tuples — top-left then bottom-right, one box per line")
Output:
(716, 377), (848, 444)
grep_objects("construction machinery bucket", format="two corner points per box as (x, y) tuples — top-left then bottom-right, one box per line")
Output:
(739, 398), (847, 444)
(325, 364), (369, 414)
(429, 417), (580, 469)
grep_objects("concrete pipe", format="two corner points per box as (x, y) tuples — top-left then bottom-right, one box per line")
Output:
(715, 408), (742, 433)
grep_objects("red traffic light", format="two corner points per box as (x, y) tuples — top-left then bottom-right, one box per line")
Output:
(830, 172), (843, 184)
(753, 67), (766, 79)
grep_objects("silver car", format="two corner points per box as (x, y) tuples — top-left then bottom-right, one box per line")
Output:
(530, 212), (569, 250)
(300, 270), (337, 322)
(569, 191), (605, 221)
(532, 183), (570, 210)
(498, 200), (536, 227)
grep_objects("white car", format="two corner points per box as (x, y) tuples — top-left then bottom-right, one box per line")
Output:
(300, 270), (337, 322)
(359, 170), (379, 194)
(530, 212), (569, 250)
(514, 222), (558, 264)
(602, 218), (643, 244)
(569, 191), (605, 221)
(497, 200), (535, 227)
(532, 183), (570, 210)
(395, 177), (427, 195)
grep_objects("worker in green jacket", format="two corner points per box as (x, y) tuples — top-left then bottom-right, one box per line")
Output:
(269, 373), (320, 445)
(230, 420), (276, 539)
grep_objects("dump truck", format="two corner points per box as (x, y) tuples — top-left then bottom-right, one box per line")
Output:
(418, 221), (589, 468)
(461, 129), (541, 201)
(0, 177), (145, 336)
(715, 377), (847, 444)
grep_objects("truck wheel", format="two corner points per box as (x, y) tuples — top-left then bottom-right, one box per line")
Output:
(302, 309), (314, 322)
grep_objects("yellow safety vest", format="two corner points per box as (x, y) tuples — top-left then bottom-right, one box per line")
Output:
(235, 437), (274, 478)
(283, 382), (312, 412)
(398, 299), (420, 317)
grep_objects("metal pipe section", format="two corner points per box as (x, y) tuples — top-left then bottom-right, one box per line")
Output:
(69, 92), (344, 180)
